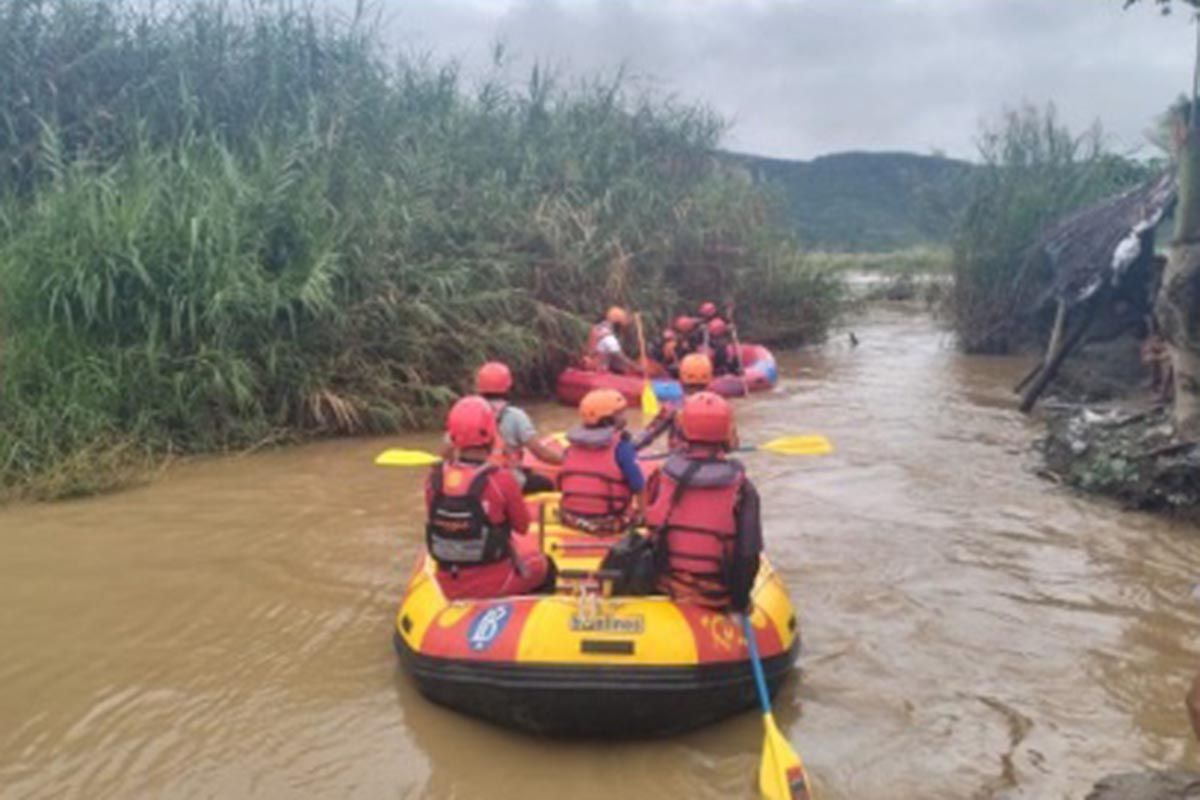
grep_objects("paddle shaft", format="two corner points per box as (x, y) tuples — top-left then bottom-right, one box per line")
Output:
(742, 613), (773, 715)
(633, 312), (651, 379)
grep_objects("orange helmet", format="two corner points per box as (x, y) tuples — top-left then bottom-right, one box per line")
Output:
(679, 353), (713, 387)
(679, 391), (734, 445)
(708, 319), (730, 338)
(475, 361), (513, 395)
(674, 315), (697, 333)
(698, 301), (718, 319)
(606, 306), (629, 327)
(446, 395), (496, 449)
(579, 388), (628, 426)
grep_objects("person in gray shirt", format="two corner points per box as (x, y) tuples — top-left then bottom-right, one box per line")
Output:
(475, 361), (563, 492)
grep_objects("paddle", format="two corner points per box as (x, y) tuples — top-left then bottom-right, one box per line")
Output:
(374, 449), (443, 467)
(742, 613), (813, 800)
(375, 435), (833, 468)
(752, 435), (833, 456)
(633, 312), (661, 421)
(728, 308), (752, 397)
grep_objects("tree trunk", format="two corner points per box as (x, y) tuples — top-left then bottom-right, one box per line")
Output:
(1158, 126), (1200, 438)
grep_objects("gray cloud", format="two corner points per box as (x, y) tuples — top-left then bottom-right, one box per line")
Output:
(366, 0), (1194, 160)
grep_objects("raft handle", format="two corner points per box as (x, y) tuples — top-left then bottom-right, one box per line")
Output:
(552, 540), (617, 552)
(558, 569), (623, 582)
(580, 639), (635, 656)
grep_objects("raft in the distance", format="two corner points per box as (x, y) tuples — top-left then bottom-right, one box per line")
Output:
(708, 344), (779, 398)
(393, 497), (800, 737)
(554, 343), (779, 406)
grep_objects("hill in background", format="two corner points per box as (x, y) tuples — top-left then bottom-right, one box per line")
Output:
(724, 150), (974, 252)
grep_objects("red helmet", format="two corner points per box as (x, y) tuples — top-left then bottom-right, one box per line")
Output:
(679, 391), (734, 445)
(446, 395), (496, 449)
(674, 315), (697, 333)
(698, 302), (718, 319)
(708, 319), (730, 337)
(663, 329), (677, 340)
(606, 306), (629, 327)
(475, 361), (513, 395)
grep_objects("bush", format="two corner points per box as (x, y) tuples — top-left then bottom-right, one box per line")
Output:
(0, 0), (839, 497)
(950, 104), (1150, 353)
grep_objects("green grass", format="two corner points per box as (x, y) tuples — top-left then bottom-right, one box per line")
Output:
(0, 0), (842, 499)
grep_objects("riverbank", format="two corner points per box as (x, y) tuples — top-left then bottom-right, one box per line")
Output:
(1032, 331), (1200, 518)
(0, 0), (841, 502)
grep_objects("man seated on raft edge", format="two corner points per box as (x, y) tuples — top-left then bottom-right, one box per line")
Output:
(557, 388), (646, 534)
(583, 306), (642, 375)
(426, 396), (556, 600)
(474, 361), (563, 494)
(649, 327), (680, 375)
(644, 391), (761, 613)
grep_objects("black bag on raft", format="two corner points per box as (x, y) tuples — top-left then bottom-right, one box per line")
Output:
(599, 531), (659, 596)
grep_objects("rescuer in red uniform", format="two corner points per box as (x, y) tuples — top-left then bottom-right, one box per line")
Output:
(426, 396), (553, 599)
(645, 391), (762, 611)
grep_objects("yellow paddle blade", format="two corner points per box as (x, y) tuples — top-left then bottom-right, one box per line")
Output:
(641, 381), (660, 420)
(373, 449), (442, 467)
(758, 435), (833, 457)
(760, 713), (813, 800)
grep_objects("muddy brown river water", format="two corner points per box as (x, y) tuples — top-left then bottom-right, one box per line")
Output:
(2, 307), (1200, 799)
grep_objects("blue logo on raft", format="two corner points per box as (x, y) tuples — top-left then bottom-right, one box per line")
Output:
(467, 603), (512, 652)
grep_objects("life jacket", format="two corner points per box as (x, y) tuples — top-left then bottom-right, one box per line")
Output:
(710, 342), (736, 375)
(667, 411), (687, 452)
(426, 461), (512, 567)
(557, 425), (635, 530)
(583, 322), (615, 371)
(645, 452), (744, 607)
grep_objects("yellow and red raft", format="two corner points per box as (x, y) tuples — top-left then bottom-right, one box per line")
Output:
(393, 495), (801, 737)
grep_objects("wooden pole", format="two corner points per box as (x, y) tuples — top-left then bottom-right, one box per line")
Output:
(1014, 299), (1068, 395)
(1019, 298), (1101, 413)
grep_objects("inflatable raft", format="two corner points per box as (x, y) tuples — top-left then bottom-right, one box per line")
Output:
(555, 344), (778, 405)
(708, 344), (779, 398)
(554, 367), (681, 407)
(393, 496), (800, 737)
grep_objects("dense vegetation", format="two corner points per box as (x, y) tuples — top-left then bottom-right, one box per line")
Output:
(726, 150), (972, 252)
(0, 0), (840, 499)
(949, 104), (1152, 353)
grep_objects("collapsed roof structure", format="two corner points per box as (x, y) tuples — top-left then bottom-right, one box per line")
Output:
(1017, 171), (1178, 411)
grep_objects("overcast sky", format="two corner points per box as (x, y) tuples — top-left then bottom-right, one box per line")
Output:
(364, 0), (1195, 161)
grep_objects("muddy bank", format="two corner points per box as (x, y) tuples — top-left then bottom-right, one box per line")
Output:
(1036, 334), (1200, 516)
(1041, 405), (1200, 513)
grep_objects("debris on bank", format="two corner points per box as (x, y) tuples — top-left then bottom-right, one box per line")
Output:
(1040, 404), (1200, 514)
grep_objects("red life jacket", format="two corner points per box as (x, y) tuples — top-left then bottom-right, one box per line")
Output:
(426, 461), (512, 567)
(557, 425), (634, 530)
(582, 322), (615, 371)
(645, 452), (744, 607)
